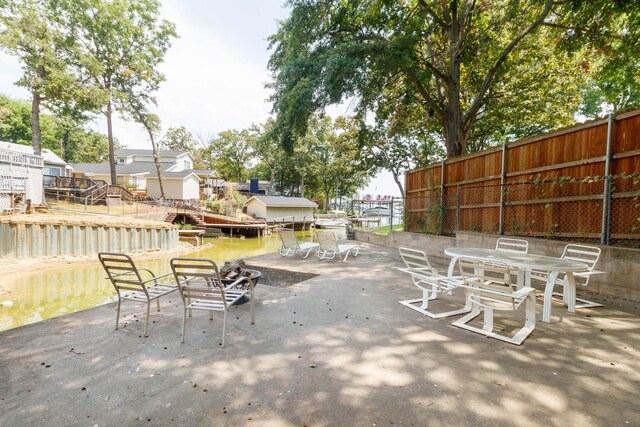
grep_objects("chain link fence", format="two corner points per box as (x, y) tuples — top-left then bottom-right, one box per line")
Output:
(405, 175), (640, 248)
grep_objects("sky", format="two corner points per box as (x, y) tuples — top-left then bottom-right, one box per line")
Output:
(0, 0), (402, 197)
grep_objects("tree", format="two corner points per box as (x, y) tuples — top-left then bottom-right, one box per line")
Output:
(51, 0), (176, 184)
(569, 2), (640, 116)
(161, 126), (198, 152)
(209, 129), (256, 183)
(0, 0), (89, 156)
(268, 1), (636, 158)
(123, 97), (166, 200)
(0, 92), (110, 161)
(359, 124), (445, 197)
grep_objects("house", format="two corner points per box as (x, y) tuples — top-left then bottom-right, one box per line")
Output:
(245, 195), (317, 223)
(71, 149), (215, 201)
(0, 141), (47, 209)
(146, 171), (201, 200)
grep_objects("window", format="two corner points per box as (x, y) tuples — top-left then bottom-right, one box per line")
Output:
(118, 158), (125, 164)
(184, 160), (191, 170)
(43, 166), (61, 176)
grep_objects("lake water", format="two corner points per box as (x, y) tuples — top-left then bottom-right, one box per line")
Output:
(0, 230), (317, 332)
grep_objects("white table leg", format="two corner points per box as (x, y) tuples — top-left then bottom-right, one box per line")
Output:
(542, 271), (560, 323)
(565, 272), (576, 313)
(447, 256), (458, 277)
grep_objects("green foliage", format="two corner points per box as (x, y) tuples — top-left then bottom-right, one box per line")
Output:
(50, 0), (177, 183)
(161, 126), (198, 152)
(268, 1), (637, 158)
(0, 93), (109, 162)
(208, 129), (256, 183)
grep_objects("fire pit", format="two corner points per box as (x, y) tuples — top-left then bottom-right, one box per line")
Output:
(221, 268), (261, 305)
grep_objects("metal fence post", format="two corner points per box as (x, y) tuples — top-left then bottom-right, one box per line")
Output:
(499, 143), (507, 235)
(389, 197), (394, 230)
(601, 113), (615, 245)
(456, 184), (460, 232)
(440, 160), (446, 235)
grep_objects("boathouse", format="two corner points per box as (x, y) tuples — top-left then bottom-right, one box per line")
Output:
(245, 195), (317, 224)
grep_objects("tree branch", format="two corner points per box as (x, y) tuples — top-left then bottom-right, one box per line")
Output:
(463, 0), (554, 126)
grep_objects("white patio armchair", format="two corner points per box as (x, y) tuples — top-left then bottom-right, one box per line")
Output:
(277, 228), (319, 259)
(397, 247), (468, 319)
(495, 237), (529, 283)
(98, 252), (178, 337)
(495, 237), (529, 254)
(315, 230), (360, 261)
(531, 243), (604, 310)
(170, 258), (255, 347)
(452, 258), (536, 345)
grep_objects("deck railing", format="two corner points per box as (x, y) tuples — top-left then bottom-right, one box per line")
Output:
(0, 148), (44, 167)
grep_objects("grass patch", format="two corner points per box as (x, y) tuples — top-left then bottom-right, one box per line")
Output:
(371, 224), (404, 235)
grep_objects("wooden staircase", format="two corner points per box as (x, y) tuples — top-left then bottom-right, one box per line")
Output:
(165, 212), (206, 226)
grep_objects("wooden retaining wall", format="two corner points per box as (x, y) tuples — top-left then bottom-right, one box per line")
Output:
(405, 109), (640, 246)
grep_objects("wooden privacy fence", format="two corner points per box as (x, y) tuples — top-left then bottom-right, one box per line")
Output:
(405, 109), (640, 247)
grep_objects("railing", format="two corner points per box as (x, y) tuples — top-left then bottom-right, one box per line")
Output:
(0, 173), (28, 193)
(0, 148), (44, 167)
(43, 175), (96, 190)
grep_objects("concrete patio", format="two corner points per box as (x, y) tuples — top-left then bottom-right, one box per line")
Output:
(1, 242), (639, 426)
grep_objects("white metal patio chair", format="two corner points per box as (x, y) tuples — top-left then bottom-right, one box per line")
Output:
(98, 252), (178, 337)
(531, 243), (604, 310)
(495, 237), (529, 254)
(315, 230), (360, 261)
(398, 247), (468, 319)
(451, 258), (537, 345)
(495, 237), (529, 283)
(277, 228), (319, 258)
(170, 258), (255, 347)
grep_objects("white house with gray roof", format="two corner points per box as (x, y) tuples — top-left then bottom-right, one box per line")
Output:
(71, 149), (213, 200)
(245, 195), (317, 222)
(0, 141), (74, 210)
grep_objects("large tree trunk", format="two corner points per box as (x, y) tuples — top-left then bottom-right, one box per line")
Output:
(106, 90), (117, 185)
(145, 124), (165, 200)
(31, 91), (42, 156)
(444, 0), (464, 158)
(391, 171), (404, 198)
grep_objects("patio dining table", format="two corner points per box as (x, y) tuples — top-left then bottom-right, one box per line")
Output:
(444, 247), (589, 323)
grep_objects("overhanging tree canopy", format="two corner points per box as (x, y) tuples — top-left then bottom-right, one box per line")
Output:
(268, 0), (639, 158)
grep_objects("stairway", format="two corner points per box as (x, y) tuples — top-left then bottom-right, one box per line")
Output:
(165, 213), (177, 223)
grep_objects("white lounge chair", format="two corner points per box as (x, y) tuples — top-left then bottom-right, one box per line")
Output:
(315, 230), (360, 261)
(277, 228), (319, 259)
(398, 247), (467, 318)
(531, 243), (604, 310)
(99, 252), (178, 337)
(452, 258), (536, 345)
(170, 258), (255, 347)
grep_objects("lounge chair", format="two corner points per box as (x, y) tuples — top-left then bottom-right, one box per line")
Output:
(315, 230), (360, 261)
(170, 258), (255, 347)
(398, 247), (467, 318)
(98, 252), (178, 337)
(277, 228), (319, 258)
(452, 258), (536, 345)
